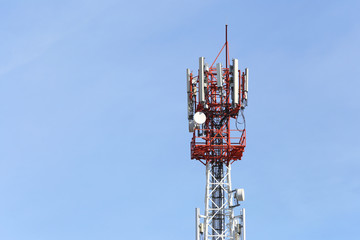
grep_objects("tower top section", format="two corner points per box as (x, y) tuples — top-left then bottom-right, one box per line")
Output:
(186, 25), (249, 165)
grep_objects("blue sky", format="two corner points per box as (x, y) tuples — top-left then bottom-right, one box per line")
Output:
(0, 0), (359, 239)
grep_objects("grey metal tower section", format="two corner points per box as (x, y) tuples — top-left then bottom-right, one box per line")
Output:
(196, 164), (246, 240)
(211, 162), (225, 237)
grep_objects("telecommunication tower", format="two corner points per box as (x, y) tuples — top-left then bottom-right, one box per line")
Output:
(186, 25), (249, 240)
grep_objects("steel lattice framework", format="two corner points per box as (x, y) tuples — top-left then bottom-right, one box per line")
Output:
(187, 25), (248, 240)
(189, 60), (246, 164)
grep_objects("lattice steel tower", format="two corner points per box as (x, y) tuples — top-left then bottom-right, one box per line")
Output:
(186, 25), (249, 240)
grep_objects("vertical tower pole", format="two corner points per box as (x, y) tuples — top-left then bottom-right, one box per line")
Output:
(196, 208), (200, 240)
(187, 25), (248, 240)
(204, 163), (210, 239)
(226, 25), (228, 69)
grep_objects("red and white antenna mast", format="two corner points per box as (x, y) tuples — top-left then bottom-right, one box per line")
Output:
(186, 25), (249, 240)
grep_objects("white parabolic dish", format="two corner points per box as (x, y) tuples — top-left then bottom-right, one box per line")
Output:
(194, 112), (206, 125)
